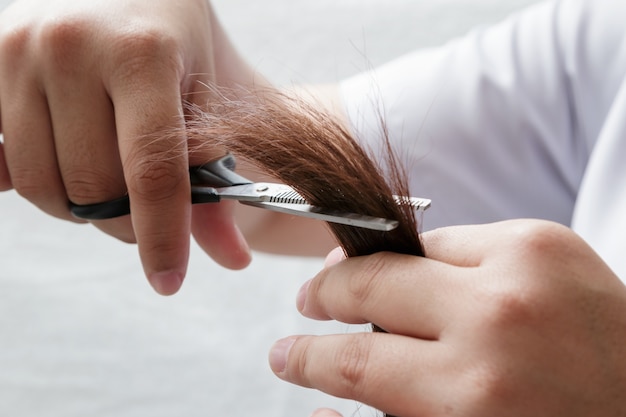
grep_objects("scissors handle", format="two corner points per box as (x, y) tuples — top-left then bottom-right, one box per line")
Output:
(69, 154), (252, 220)
(69, 195), (134, 220)
(190, 153), (251, 187)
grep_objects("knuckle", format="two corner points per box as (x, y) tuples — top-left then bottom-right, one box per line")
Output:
(37, 17), (92, 74)
(32, 17), (184, 81)
(64, 168), (126, 204)
(11, 166), (54, 201)
(504, 219), (575, 260)
(10, 166), (71, 220)
(468, 222), (577, 335)
(0, 24), (32, 63)
(347, 252), (388, 307)
(333, 337), (374, 398)
(125, 151), (187, 204)
(108, 28), (183, 82)
(477, 283), (536, 331)
(462, 362), (513, 412)
(294, 337), (314, 386)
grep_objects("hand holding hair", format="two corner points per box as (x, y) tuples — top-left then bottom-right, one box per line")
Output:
(270, 220), (626, 417)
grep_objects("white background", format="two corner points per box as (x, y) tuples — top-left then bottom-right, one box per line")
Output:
(0, 1), (540, 416)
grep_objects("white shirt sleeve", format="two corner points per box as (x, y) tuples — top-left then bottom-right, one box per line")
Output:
(339, 0), (624, 232)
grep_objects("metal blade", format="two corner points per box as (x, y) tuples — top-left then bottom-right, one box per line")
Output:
(241, 201), (399, 232)
(215, 183), (307, 203)
(393, 196), (431, 211)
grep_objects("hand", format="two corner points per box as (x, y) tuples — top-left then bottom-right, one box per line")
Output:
(269, 219), (626, 416)
(0, 0), (260, 294)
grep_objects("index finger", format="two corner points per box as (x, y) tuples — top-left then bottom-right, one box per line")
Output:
(420, 224), (488, 267)
(421, 220), (564, 267)
(109, 58), (191, 295)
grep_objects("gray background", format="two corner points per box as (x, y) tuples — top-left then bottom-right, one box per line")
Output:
(0, 1), (540, 416)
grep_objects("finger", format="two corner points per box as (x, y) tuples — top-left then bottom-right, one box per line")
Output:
(191, 202), (251, 270)
(182, 77), (253, 269)
(1, 80), (79, 221)
(421, 222), (527, 267)
(269, 333), (445, 417)
(301, 252), (466, 338)
(0, 141), (12, 190)
(108, 53), (192, 295)
(305, 224), (509, 337)
(422, 221), (567, 270)
(42, 54), (135, 241)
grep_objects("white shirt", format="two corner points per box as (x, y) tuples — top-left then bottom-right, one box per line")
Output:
(341, 0), (626, 280)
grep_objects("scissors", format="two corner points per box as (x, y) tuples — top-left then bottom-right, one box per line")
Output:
(69, 154), (431, 232)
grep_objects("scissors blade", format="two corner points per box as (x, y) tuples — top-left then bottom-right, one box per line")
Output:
(215, 183), (308, 204)
(217, 184), (431, 209)
(215, 182), (431, 232)
(241, 201), (400, 232)
(393, 196), (431, 211)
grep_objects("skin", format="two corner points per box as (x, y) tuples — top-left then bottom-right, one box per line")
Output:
(0, 0), (336, 294)
(271, 220), (626, 416)
(1, 1), (626, 415)
(0, 0), (273, 294)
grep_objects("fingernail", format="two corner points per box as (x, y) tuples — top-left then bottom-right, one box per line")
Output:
(269, 336), (297, 374)
(149, 270), (184, 296)
(324, 247), (345, 268)
(310, 409), (341, 417)
(296, 279), (312, 312)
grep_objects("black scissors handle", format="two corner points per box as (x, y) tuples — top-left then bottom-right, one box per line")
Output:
(69, 154), (252, 220)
